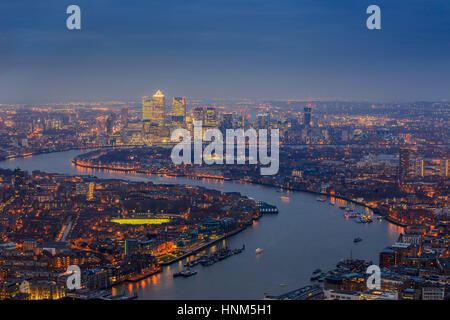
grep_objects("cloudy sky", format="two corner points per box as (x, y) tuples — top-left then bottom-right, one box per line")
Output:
(0, 0), (449, 103)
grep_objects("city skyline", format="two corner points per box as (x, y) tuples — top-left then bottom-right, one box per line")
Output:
(0, 1), (449, 103)
(0, 95), (448, 301)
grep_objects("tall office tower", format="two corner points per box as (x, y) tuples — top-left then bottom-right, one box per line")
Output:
(121, 106), (129, 124)
(399, 147), (410, 180)
(415, 158), (424, 177)
(87, 182), (95, 201)
(105, 116), (114, 136)
(171, 97), (186, 123)
(257, 113), (270, 129)
(204, 107), (217, 127)
(142, 90), (166, 125)
(441, 159), (449, 177)
(222, 112), (234, 129)
(192, 106), (205, 123)
(238, 109), (247, 128)
(303, 105), (312, 127)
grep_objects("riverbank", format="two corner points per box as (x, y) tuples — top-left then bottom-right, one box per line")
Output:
(2, 147), (87, 161)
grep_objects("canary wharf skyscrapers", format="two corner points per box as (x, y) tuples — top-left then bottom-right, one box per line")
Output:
(204, 107), (217, 127)
(190, 106), (217, 127)
(143, 90), (166, 125)
(171, 97), (186, 124)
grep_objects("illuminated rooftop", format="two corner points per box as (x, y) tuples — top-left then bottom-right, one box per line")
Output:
(153, 90), (164, 98)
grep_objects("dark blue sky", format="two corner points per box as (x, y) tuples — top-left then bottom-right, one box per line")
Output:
(0, 0), (449, 103)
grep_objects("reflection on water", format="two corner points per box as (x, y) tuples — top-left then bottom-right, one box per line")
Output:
(388, 223), (405, 237)
(0, 150), (403, 300)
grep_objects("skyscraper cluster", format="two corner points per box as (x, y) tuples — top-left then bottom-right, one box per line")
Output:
(129, 90), (229, 144)
(123, 90), (188, 144)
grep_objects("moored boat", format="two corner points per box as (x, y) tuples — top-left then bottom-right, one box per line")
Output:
(173, 269), (198, 278)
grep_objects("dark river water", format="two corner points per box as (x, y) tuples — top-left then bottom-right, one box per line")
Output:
(0, 150), (403, 299)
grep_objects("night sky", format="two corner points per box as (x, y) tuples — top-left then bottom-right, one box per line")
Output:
(0, 0), (449, 103)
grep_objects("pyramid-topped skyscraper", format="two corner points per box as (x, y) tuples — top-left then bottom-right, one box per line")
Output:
(142, 90), (166, 125)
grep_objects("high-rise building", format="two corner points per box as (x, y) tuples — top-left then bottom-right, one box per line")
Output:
(192, 106), (204, 123)
(399, 147), (410, 180)
(238, 109), (248, 128)
(257, 113), (270, 129)
(415, 159), (424, 177)
(121, 106), (129, 124)
(87, 182), (95, 201)
(303, 105), (312, 127)
(105, 116), (114, 136)
(441, 159), (449, 177)
(142, 90), (166, 125)
(125, 121), (143, 139)
(172, 97), (186, 123)
(204, 107), (217, 127)
(221, 112), (234, 129)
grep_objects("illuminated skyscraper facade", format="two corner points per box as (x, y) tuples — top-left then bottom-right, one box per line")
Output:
(303, 106), (312, 127)
(399, 147), (410, 180)
(87, 182), (95, 201)
(415, 158), (424, 177)
(142, 90), (166, 125)
(441, 159), (449, 177)
(192, 106), (204, 123)
(204, 107), (217, 127)
(221, 112), (234, 129)
(172, 97), (186, 123)
(121, 106), (129, 124)
(257, 113), (269, 129)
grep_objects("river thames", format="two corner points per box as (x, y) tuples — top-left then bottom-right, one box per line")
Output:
(0, 150), (403, 299)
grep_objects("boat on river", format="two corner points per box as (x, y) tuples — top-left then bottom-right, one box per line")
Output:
(173, 269), (197, 278)
(353, 237), (362, 243)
